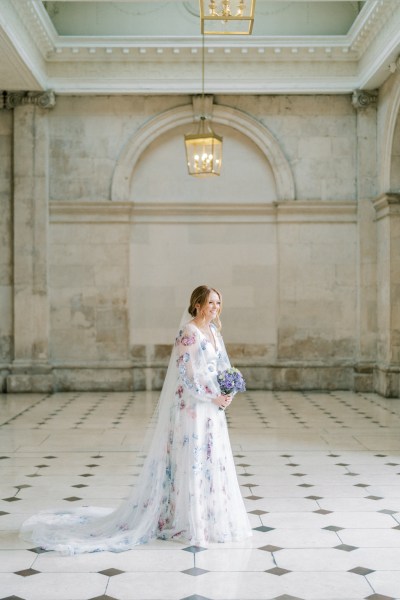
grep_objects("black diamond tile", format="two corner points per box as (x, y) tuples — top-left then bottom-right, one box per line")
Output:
(334, 544), (358, 552)
(281, 454), (292, 457)
(266, 567), (291, 576)
(91, 455), (104, 459)
(99, 568), (124, 577)
(28, 546), (50, 554)
(182, 545), (207, 554)
(180, 596), (213, 600)
(182, 567), (209, 576)
(253, 525), (274, 532)
(43, 455), (57, 459)
(0, 511), (9, 516)
(72, 484), (88, 488)
(386, 462), (399, 466)
(323, 525), (344, 532)
(15, 568), (40, 577)
(291, 473), (306, 477)
(237, 463), (250, 467)
(328, 454), (340, 457)
(86, 464), (99, 468)
(305, 495), (323, 500)
(349, 566), (375, 576)
(286, 463), (299, 467)
(344, 472), (359, 476)
(272, 596), (305, 600)
(354, 483), (369, 488)
(365, 495), (383, 500)
(63, 496), (82, 502)
(35, 464), (49, 468)
(234, 454), (245, 458)
(2, 497), (21, 502)
(392, 524), (400, 530)
(314, 509), (332, 514)
(0, 596), (26, 600)
(248, 509), (268, 515)
(375, 454), (387, 457)
(379, 509), (397, 515)
(245, 495), (263, 500)
(0, 456), (10, 459)
(26, 473), (41, 477)
(240, 473), (254, 477)
(88, 596), (119, 600)
(241, 483), (259, 488)
(298, 483), (313, 488)
(259, 545), (282, 552)
(79, 473), (94, 477)
(365, 595), (395, 600)
(14, 484), (31, 490)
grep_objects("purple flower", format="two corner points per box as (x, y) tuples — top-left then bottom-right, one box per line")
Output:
(217, 367), (246, 396)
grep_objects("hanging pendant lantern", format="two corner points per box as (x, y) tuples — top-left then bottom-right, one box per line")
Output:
(184, 33), (223, 177)
(200, 0), (256, 35)
(185, 116), (222, 176)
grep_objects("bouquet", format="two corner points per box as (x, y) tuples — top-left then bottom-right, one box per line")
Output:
(217, 367), (246, 410)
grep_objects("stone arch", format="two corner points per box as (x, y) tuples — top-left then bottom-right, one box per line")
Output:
(378, 74), (400, 193)
(111, 103), (295, 202)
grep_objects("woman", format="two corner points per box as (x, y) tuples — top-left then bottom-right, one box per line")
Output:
(21, 285), (252, 553)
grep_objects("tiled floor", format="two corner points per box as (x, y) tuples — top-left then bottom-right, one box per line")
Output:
(1, 390), (400, 600)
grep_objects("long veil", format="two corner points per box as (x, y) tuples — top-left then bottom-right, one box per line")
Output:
(20, 310), (193, 554)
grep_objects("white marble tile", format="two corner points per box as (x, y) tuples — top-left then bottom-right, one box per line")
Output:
(107, 572), (194, 600)
(0, 549), (36, 572)
(0, 572), (107, 600)
(367, 571), (400, 597)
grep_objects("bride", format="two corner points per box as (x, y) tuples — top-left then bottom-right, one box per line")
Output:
(21, 285), (252, 554)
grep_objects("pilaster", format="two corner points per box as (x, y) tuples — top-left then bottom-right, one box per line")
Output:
(373, 193), (400, 397)
(353, 92), (378, 391)
(7, 93), (55, 392)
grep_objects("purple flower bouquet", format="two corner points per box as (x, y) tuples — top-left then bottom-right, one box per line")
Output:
(217, 367), (246, 410)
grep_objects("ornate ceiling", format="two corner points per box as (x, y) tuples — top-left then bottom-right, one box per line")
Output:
(0, 0), (400, 95)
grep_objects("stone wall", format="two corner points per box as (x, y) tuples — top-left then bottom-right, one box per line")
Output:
(3, 91), (398, 394)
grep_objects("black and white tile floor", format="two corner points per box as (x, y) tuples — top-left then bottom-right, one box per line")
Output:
(1, 390), (400, 600)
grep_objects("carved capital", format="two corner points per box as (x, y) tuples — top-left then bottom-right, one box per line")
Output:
(3, 90), (56, 110)
(352, 89), (378, 110)
(192, 94), (214, 121)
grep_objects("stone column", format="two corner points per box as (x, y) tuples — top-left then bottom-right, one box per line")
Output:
(7, 91), (56, 392)
(0, 109), (13, 391)
(352, 90), (378, 392)
(373, 194), (400, 397)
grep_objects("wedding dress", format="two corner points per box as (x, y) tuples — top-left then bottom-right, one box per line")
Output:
(20, 315), (252, 554)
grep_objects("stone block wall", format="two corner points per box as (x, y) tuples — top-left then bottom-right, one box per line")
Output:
(3, 91), (398, 394)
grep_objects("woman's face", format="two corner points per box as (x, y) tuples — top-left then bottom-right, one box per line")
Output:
(198, 290), (221, 321)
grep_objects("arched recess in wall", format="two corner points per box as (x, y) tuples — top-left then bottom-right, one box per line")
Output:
(111, 104), (295, 202)
(378, 73), (400, 193)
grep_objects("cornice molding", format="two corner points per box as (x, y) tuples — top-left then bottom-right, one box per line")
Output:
(49, 201), (357, 225)
(372, 193), (400, 219)
(5, 0), (400, 94)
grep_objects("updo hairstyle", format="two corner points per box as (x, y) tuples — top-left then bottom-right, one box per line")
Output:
(188, 285), (222, 330)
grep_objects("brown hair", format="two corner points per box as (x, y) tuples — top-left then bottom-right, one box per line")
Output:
(188, 285), (222, 330)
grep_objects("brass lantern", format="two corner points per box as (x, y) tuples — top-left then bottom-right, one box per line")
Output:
(185, 116), (222, 176)
(200, 0), (256, 35)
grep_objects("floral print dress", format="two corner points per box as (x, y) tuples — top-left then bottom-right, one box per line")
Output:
(20, 322), (252, 553)
(156, 322), (252, 544)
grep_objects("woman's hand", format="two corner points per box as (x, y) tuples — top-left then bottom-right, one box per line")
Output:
(212, 394), (232, 410)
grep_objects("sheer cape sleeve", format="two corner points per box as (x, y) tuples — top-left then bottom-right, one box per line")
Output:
(175, 323), (230, 403)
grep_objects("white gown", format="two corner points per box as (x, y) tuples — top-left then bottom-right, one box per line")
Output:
(20, 321), (252, 554)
